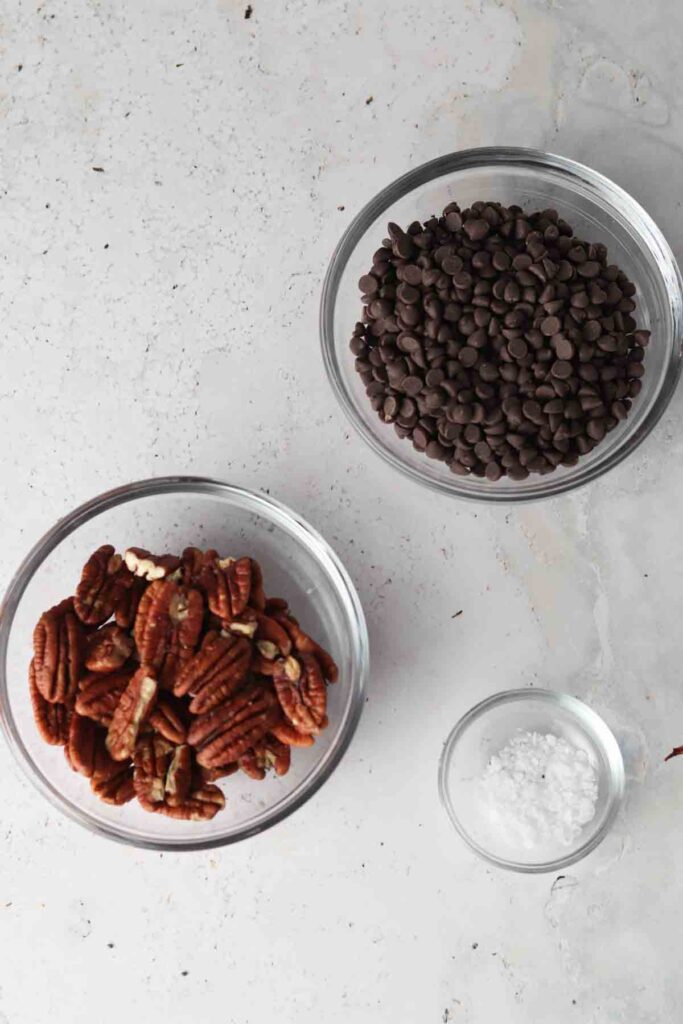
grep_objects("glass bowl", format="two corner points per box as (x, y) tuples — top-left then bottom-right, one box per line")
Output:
(438, 689), (625, 872)
(321, 147), (683, 502)
(0, 477), (369, 850)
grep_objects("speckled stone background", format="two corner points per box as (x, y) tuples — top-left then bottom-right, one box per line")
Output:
(2, 2), (683, 1022)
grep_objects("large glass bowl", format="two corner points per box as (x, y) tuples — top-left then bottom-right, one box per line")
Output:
(321, 147), (683, 502)
(0, 478), (368, 850)
(438, 689), (625, 872)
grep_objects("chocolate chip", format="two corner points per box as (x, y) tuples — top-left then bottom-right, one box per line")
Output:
(412, 425), (430, 450)
(541, 316), (561, 337)
(464, 218), (489, 241)
(551, 360), (573, 380)
(586, 418), (606, 441)
(577, 260), (600, 279)
(542, 398), (563, 415)
(425, 368), (444, 388)
(445, 211), (463, 232)
(453, 270), (473, 290)
(554, 337), (575, 361)
(426, 440), (448, 460)
(459, 347), (479, 368)
(401, 264), (422, 286)
(396, 283), (420, 305)
(383, 396), (399, 420)
(463, 424), (482, 444)
(402, 375), (423, 396)
(450, 403), (473, 424)
(522, 400), (543, 424)
(442, 255), (463, 276)
(507, 337), (528, 360)
(358, 274), (379, 295)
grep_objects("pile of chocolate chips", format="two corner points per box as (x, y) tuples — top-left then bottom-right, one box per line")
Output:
(350, 201), (649, 480)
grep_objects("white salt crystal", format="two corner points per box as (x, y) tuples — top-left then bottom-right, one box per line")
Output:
(481, 731), (599, 850)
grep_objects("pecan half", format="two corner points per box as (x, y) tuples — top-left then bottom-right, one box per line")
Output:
(165, 744), (193, 805)
(200, 555), (252, 619)
(71, 720), (133, 790)
(227, 557), (252, 616)
(273, 654), (327, 735)
(124, 548), (182, 581)
(304, 660), (329, 729)
(158, 586), (205, 689)
(75, 670), (131, 726)
(74, 545), (131, 626)
(133, 579), (173, 668)
(189, 638), (251, 715)
(92, 767), (135, 805)
(106, 668), (158, 761)
(237, 751), (264, 780)
(264, 597), (289, 614)
(66, 712), (99, 777)
(273, 613), (338, 682)
(195, 550), (227, 615)
(29, 659), (70, 745)
(148, 694), (187, 744)
(270, 720), (315, 747)
(173, 631), (251, 714)
(84, 624), (133, 673)
(156, 784), (225, 821)
(133, 734), (174, 809)
(68, 719), (129, 784)
(189, 683), (280, 768)
(33, 597), (84, 703)
(180, 546), (211, 585)
(134, 579), (203, 685)
(238, 734), (291, 780)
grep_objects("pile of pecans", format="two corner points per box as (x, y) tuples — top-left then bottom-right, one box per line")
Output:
(30, 545), (337, 821)
(351, 201), (649, 480)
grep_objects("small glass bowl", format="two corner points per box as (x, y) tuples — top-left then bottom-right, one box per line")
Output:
(438, 689), (625, 872)
(0, 477), (369, 850)
(321, 147), (683, 502)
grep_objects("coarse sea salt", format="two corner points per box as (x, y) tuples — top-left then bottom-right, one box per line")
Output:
(481, 731), (599, 850)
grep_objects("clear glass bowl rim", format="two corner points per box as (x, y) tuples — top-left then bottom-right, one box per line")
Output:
(320, 146), (683, 503)
(0, 476), (369, 851)
(438, 688), (626, 873)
